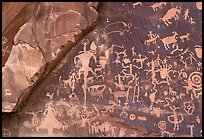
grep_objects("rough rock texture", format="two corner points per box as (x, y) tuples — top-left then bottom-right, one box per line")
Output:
(2, 2), (99, 112)
(2, 2), (202, 137)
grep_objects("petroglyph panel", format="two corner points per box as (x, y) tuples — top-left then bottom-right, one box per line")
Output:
(2, 2), (202, 137)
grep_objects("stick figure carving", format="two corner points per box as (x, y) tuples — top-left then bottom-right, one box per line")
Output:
(167, 106), (184, 131)
(74, 39), (97, 108)
(144, 31), (160, 45)
(183, 9), (190, 20)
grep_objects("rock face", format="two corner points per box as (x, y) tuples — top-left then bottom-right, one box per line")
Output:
(2, 2), (99, 112)
(2, 2), (202, 137)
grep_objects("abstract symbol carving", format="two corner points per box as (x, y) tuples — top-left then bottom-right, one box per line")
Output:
(183, 101), (195, 115)
(189, 72), (202, 88)
(2, 128), (11, 137)
(158, 121), (166, 130)
(129, 114), (136, 121)
(2, 36), (7, 45)
(196, 2), (202, 10)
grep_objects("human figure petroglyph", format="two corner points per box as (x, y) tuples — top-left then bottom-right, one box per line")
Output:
(167, 106), (184, 131)
(46, 92), (54, 99)
(133, 54), (148, 69)
(187, 124), (195, 137)
(74, 39), (97, 77)
(179, 33), (190, 42)
(132, 2), (142, 8)
(131, 47), (137, 56)
(189, 17), (196, 24)
(37, 105), (64, 136)
(144, 31), (160, 45)
(101, 22), (132, 40)
(150, 2), (167, 11)
(114, 74), (132, 94)
(161, 31), (179, 50)
(121, 62), (137, 78)
(74, 39), (97, 108)
(183, 9), (190, 20)
(160, 6), (181, 26)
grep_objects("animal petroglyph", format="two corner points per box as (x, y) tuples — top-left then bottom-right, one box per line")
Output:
(132, 2), (142, 8)
(160, 6), (181, 26)
(101, 22), (132, 40)
(160, 31), (179, 50)
(110, 88), (131, 103)
(179, 33), (190, 42)
(144, 31), (160, 45)
(88, 84), (107, 100)
(150, 2), (167, 11)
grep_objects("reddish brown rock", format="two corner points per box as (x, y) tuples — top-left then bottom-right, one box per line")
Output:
(2, 2), (99, 112)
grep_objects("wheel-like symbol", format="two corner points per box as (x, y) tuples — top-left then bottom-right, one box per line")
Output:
(158, 121), (166, 130)
(189, 71), (202, 90)
(129, 114), (136, 121)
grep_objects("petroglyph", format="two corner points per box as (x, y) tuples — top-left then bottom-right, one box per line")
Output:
(144, 31), (160, 45)
(183, 101), (195, 115)
(160, 6), (181, 26)
(150, 2), (167, 11)
(160, 31), (178, 50)
(101, 22), (132, 40)
(179, 33), (190, 42)
(167, 106), (184, 131)
(132, 2), (142, 8)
